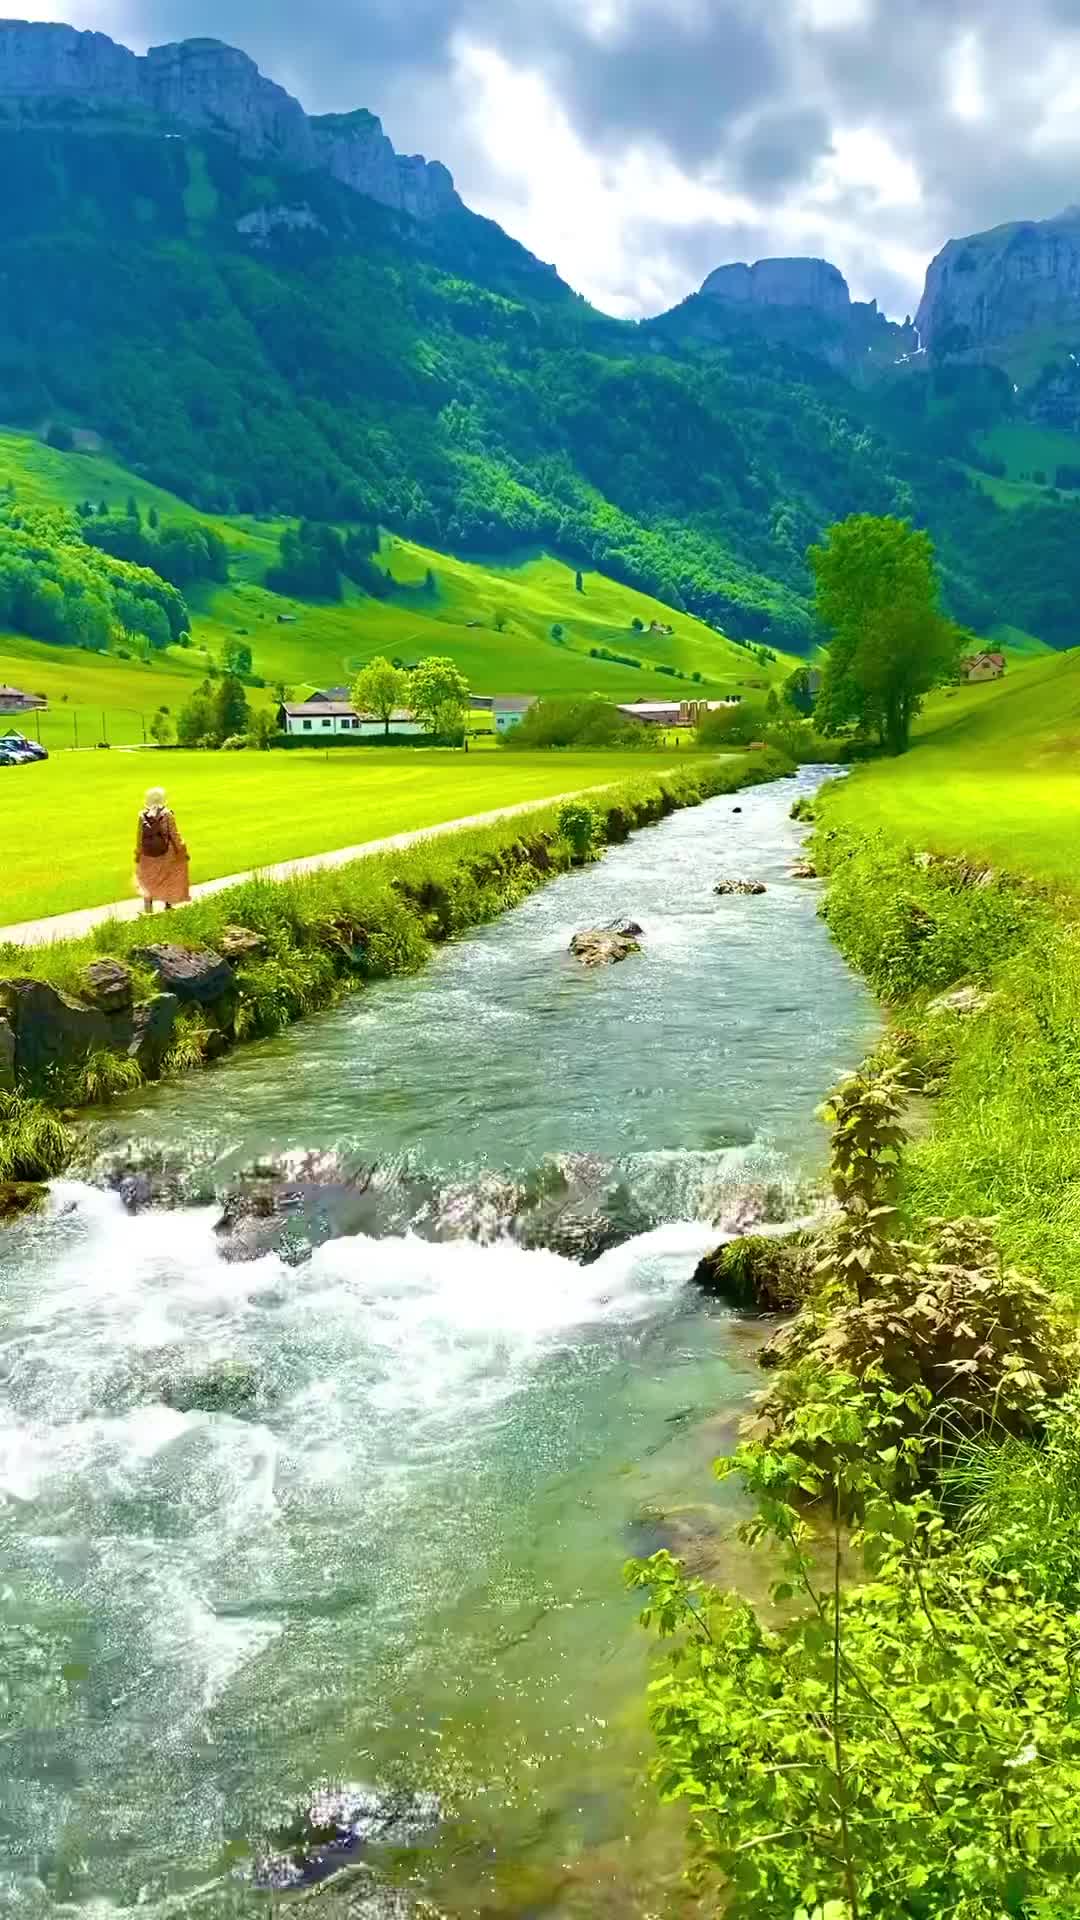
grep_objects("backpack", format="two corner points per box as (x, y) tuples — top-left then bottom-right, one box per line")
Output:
(139, 807), (170, 858)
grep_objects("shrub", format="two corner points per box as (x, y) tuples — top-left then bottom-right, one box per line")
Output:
(502, 696), (647, 750)
(555, 798), (600, 864)
(220, 734), (249, 751)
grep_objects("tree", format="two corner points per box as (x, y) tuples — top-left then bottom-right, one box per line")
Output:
(424, 567), (437, 594)
(631, 616), (644, 632)
(149, 708), (175, 747)
(45, 422), (74, 452)
(352, 655), (409, 737)
(575, 570), (584, 594)
(808, 515), (962, 756)
(222, 637), (253, 677)
(410, 655), (470, 738)
(492, 604), (508, 632)
(784, 666), (814, 715)
(177, 687), (217, 747)
(550, 623), (564, 641)
(214, 672), (249, 741)
(126, 495), (140, 524)
(147, 505), (159, 530)
(247, 706), (280, 750)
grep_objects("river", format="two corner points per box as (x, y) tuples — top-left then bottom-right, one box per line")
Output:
(0, 770), (879, 1918)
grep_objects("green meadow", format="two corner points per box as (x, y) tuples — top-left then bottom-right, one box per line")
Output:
(0, 745), (721, 923)
(823, 649), (1080, 885)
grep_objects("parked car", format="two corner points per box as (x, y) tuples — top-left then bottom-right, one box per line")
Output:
(0, 731), (47, 761)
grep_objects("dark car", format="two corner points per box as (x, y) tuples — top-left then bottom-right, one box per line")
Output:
(0, 731), (48, 761)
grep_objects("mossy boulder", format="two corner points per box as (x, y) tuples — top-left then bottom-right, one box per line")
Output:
(0, 1181), (47, 1221)
(692, 1231), (815, 1312)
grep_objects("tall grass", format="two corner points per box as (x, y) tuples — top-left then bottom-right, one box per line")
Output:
(815, 816), (1080, 1298)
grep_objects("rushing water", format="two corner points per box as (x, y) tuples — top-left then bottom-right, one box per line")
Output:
(0, 771), (879, 1918)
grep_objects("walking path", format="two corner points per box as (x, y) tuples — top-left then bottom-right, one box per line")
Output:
(0, 786), (621, 949)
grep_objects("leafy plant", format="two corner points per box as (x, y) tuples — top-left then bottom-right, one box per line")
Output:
(556, 798), (601, 864)
(75, 1049), (143, 1105)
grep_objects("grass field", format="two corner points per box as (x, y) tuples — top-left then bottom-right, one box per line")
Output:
(0, 426), (797, 707)
(0, 745), (721, 922)
(822, 649), (1080, 885)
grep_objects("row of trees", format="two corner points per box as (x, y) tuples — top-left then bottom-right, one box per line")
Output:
(79, 505), (228, 588)
(351, 655), (469, 737)
(266, 520), (392, 602)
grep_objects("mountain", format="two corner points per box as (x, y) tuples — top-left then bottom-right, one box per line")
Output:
(916, 208), (1080, 359)
(0, 22), (461, 222)
(651, 255), (917, 374)
(4, 18), (1080, 654)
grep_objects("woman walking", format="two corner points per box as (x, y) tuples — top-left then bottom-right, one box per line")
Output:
(134, 786), (190, 915)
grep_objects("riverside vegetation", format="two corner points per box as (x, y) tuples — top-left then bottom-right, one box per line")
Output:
(627, 673), (1080, 1912)
(0, 752), (787, 1184)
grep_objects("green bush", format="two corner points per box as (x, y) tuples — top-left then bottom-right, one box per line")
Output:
(555, 798), (601, 864)
(502, 696), (649, 749)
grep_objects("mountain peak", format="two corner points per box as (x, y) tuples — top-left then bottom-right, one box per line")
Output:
(0, 18), (461, 221)
(700, 257), (851, 315)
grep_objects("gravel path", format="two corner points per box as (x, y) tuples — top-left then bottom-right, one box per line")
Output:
(0, 786), (619, 950)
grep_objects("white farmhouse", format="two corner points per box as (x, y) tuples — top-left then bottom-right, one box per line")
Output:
(277, 694), (425, 739)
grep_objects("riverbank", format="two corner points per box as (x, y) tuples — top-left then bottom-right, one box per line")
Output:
(0, 752), (790, 1164)
(629, 735), (1080, 1913)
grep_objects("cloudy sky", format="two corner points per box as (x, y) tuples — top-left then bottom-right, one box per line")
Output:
(19, 0), (1080, 317)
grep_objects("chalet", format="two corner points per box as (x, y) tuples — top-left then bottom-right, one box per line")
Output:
(958, 651), (1006, 684)
(276, 700), (424, 738)
(492, 696), (537, 733)
(0, 685), (46, 714)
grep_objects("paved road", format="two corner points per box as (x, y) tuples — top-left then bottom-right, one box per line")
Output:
(0, 785), (621, 950)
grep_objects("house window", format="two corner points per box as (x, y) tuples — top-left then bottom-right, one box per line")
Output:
(303, 719), (312, 731)
(322, 716), (331, 728)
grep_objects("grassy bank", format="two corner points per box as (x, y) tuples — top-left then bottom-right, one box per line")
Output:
(629, 702), (1080, 1913)
(0, 746), (723, 923)
(821, 648), (1080, 885)
(0, 751), (790, 1137)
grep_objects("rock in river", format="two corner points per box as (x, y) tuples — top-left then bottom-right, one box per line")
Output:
(253, 1783), (440, 1893)
(569, 920), (643, 967)
(713, 878), (766, 896)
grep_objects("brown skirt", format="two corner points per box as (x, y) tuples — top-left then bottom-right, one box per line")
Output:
(135, 847), (191, 905)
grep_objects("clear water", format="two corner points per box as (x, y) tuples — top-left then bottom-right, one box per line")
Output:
(0, 772), (879, 1917)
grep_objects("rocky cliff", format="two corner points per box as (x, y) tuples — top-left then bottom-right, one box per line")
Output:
(0, 20), (461, 221)
(653, 255), (915, 375)
(916, 208), (1080, 356)
(700, 256), (852, 315)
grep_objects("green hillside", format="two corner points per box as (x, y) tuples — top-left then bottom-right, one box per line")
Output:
(0, 427), (793, 741)
(823, 650), (1080, 885)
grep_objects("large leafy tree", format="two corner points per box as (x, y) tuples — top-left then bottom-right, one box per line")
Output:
(352, 656), (409, 736)
(809, 515), (962, 755)
(410, 656), (470, 738)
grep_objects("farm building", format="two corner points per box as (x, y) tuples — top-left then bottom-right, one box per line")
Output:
(492, 696), (537, 732)
(958, 652), (1006, 683)
(0, 685), (46, 714)
(617, 698), (741, 727)
(277, 700), (424, 738)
